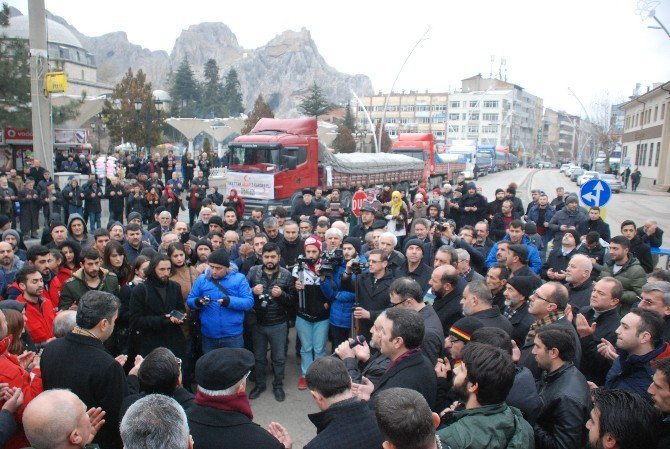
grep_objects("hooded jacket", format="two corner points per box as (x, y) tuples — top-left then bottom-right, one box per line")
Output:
(627, 234), (654, 274)
(605, 341), (670, 400)
(548, 206), (588, 243)
(66, 213), (93, 248)
(58, 267), (120, 310)
(599, 255), (647, 313)
(437, 403), (534, 449)
(484, 233), (543, 274)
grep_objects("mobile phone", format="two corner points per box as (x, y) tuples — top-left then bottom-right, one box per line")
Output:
(169, 310), (186, 321)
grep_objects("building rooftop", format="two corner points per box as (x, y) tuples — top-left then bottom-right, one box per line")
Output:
(4, 15), (84, 49)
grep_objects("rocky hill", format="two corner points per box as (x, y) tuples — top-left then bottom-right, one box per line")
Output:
(13, 8), (373, 116)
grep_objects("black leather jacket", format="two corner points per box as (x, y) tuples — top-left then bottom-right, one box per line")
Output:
(246, 265), (295, 326)
(534, 362), (591, 449)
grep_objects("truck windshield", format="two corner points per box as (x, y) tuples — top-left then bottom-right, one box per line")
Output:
(228, 145), (281, 172)
(393, 149), (427, 161)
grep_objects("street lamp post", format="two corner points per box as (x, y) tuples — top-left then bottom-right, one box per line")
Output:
(134, 98), (164, 157)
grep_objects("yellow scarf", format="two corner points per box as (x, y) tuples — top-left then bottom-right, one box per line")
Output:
(391, 191), (403, 217)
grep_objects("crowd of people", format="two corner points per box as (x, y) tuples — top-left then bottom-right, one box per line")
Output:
(0, 162), (669, 449)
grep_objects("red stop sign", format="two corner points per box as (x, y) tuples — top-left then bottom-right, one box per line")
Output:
(352, 191), (367, 217)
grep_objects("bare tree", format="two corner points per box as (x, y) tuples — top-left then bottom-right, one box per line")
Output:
(588, 91), (625, 172)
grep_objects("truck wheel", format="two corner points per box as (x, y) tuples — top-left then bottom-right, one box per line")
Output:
(339, 190), (353, 210)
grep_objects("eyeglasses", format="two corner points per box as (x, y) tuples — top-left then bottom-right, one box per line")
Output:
(530, 290), (551, 303)
(391, 298), (409, 308)
(368, 259), (383, 264)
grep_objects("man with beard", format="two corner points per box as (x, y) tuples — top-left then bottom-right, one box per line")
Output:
(18, 178), (40, 239)
(648, 357), (670, 448)
(162, 149), (176, 183)
(548, 195), (588, 245)
(15, 265), (55, 345)
(335, 314), (391, 386)
(59, 247), (120, 311)
(621, 220), (654, 274)
(0, 175), (17, 227)
(377, 232), (405, 273)
(429, 265), (465, 332)
(0, 242), (23, 297)
(599, 236), (647, 314)
(187, 249), (254, 352)
(191, 207), (212, 240)
(280, 220), (302, 269)
(130, 254), (187, 360)
(473, 221), (494, 258)
(247, 243), (295, 402)
(528, 193), (556, 246)
(533, 327), (591, 449)
(291, 188), (317, 223)
(396, 239), (433, 292)
(349, 206), (376, 242)
(503, 275), (542, 347)
(490, 199), (520, 241)
(436, 343), (534, 449)
(585, 389), (659, 449)
(193, 239), (212, 271)
(7, 245), (62, 307)
(220, 208), (239, 233)
(123, 223), (149, 264)
(458, 183), (487, 227)
(487, 188), (506, 220)
(263, 216), (284, 246)
(460, 280), (513, 336)
(150, 211), (174, 244)
(241, 234), (267, 275)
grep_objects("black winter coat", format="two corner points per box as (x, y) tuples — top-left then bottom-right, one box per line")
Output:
(106, 184), (126, 213)
(470, 307), (514, 336)
(534, 363), (591, 449)
(343, 349), (390, 386)
(187, 404), (283, 449)
(305, 397), (384, 449)
(432, 282), (465, 332)
(566, 279), (594, 309)
(505, 301), (535, 347)
(370, 349), (437, 411)
(83, 185), (103, 213)
(577, 218), (611, 243)
(340, 270), (393, 340)
(129, 278), (187, 359)
(41, 333), (131, 449)
(247, 266), (295, 326)
(576, 306), (620, 386)
(458, 193), (488, 227)
(628, 235), (654, 273)
(520, 317), (582, 380)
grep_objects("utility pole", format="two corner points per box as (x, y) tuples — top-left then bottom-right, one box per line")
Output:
(28, 0), (53, 173)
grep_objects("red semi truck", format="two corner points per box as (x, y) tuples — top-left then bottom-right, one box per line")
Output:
(224, 117), (429, 211)
(391, 133), (465, 188)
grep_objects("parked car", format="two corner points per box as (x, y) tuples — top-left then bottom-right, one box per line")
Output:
(560, 163), (572, 173)
(566, 165), (581, 177)
(578, 171), (599, 186)
(570, 168), (585, 182)
(598, 173), (622, 193)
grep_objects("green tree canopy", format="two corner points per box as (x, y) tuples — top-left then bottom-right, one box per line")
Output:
(242, 94), (274, 135)
(200, 59), (225, 118)
(169, 57), (200, 117)
(372, 122), (392, 153)
(222, 68), (244, 117)
(332, 124), (356, 153)
(103, 68), (164, 150)
(298, 82), (335, 119)
(343, 100), (356, 132)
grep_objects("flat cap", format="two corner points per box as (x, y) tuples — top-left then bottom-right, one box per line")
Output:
(195, 348), (254, 391)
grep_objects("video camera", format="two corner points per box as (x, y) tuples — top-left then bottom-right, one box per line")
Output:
(318, 248), (344, 276)
(350, 256), (368, 275)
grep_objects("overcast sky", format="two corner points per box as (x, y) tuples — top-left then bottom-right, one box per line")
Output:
(8, 0), (670, 117)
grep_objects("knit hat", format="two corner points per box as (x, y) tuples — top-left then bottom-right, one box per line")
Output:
(304, 235), (322, 252)
(343, 237), (361, 254)
(0, 215), (9, 229)
(2, 229), (20, 243)
(0, 300), (25, 312)
(414, 193), (424, 204)
(209, 216), (224, 228)
(403, 238), (424, 254)
(302, 188), (314, 195)
(140, 248), (157, 259)
(563, 229), (580, 242)
(433, 187), (441, 194)
(495, 188), (505, 195)
(314, 203), (326, 211)
(128, 212), (142, 223)
(565, 195), (578, 205)
(449, 317), (484, 343)
(195, 239), (213, 252)
(208, 248), (230, 267)
(507, 276), (543, 300)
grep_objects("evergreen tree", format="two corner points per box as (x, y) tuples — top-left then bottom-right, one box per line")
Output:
(103, 68), (163, 150)
(169, 57), (200, 117)
(222, 68), (244, 117)
(200, 59), (225, 118)
(343, 100), (356, 132)
(332, 124), (356, 153)
(242, 94), (274, 134)
(372, 122), (392, 153)
(298, 82), (335, 119)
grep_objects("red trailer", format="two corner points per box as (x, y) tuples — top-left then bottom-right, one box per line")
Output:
(392, 133), (464, 188)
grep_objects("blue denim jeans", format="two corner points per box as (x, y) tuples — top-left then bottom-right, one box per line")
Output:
(89, 212), (101, 231)
(295, 317), (329, 376)
(202, 333), (244, 353)
(252, 321), (287, 388)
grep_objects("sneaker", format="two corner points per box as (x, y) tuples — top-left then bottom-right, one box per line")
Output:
(297, 376), (307, 390)
(248, 385), (266, 400)
(273, 387), (285, 402)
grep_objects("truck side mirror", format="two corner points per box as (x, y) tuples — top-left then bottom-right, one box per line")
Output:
(285, 156), (297, 170)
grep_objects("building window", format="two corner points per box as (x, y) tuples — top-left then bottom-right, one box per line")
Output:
(388, 129), (397, 136)
(635, 144), (640, 165)
(448, 113), (459, 121)
(401, 105), (415, 112)
(432, 105), (447, 111)
(654, 106), (658, 122)
(662, 103), (666, 120)
(432, 117), (445, 124)
(416, 105), (430, 112)
(450, 101), (460, 108)
(483, 100), (499, 108)
(418, 117), (431, 124)
(462, 113), (467, 120)
(482, 113), (499, 121)
(469, 113), (479, 121)
(656, 141), (661, 167)
(386, 118), (396, 124)
(386, 106), (397, 112)
(400, 118), (409, 124)
(649, 143), (654, 166)
(468, 125), (478, 133)
(450, 125), (460, 132)
(435, 131), (444, 137)
(469, 101), (478, 108)
(623, 145), (627, 158)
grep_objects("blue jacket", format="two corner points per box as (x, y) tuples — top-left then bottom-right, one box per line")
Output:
(320, 263), (356, 329)
(527, 204), (556, 240)
(605, 341), (670, 400)
(485, 234), (542, 273)
(186, 271), (254, 338)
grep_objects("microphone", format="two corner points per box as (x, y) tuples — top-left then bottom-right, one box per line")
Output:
(332, 335), (367, 357)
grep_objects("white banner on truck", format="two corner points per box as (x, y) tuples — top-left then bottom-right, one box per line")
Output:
(225, 172), (274, 199)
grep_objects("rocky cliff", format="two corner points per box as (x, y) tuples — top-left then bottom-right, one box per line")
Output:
(17, 8), (373, 116)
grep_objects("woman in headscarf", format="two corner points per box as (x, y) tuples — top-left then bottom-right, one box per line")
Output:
(222, 188), (245, 219)
(384, 190), (408, 246)
(160, 184), (183, 219)
(362, 189), (382, 213)
(379, 182), (393, 204)
(410, 193), (428, 219)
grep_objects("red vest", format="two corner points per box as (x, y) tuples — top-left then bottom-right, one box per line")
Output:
(16, 295), (55, 343)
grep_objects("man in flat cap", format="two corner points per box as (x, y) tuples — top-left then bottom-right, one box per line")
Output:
(187, 348), (286, 449)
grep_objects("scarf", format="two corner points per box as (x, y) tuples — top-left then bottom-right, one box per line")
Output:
(388, 347), (420, 370)
(391, 191), (403, 217)
(525, 311), (565, 346)
(195, 391), (253, 420)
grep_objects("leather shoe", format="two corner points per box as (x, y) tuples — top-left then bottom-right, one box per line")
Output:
(273, 388), (285, 402)
(248, 385), (265, 400)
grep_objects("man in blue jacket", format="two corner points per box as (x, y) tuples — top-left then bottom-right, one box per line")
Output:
(485, 220), (542, 274)
(187, 249), (254, 352)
